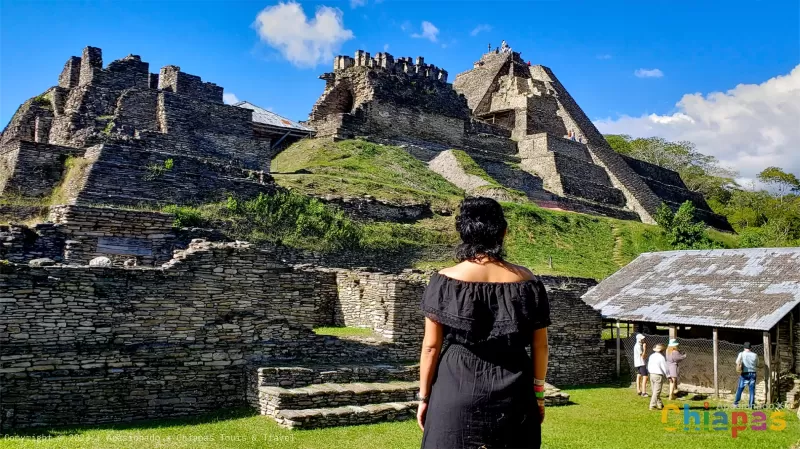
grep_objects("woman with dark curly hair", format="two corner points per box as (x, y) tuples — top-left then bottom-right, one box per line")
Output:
(416, 197), (551, 449)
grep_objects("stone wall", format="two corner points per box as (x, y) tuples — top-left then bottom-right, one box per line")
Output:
(0, 241), (328, 429)
(0, 223), (64, 263)
(71, 143), (275, 207)
(0, 141), (83, 198)
(332, 270), (427, 344)
(540, 275), (615, 386)
(48, 205), (177, 266)
(0, 239), (612, 429)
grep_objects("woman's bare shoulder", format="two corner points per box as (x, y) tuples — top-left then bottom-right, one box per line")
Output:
(505, 263), (536, 281)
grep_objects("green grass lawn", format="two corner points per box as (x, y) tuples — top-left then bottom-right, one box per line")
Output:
(312, 326), (376, 337)
(4, 387), (798, 449)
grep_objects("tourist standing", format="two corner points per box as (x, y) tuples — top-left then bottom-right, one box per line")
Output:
(634, 334), (649, 397)
(647, 344), (668, 410)
(734, 342), (759, 408)
(666, 339), (687, 400)
(417, 197), (551, 449)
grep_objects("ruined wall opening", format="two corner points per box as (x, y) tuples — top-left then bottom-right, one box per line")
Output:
(338, 88), (355, 114)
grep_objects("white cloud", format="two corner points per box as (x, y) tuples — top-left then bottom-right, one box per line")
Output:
(253, 1), (354, 68)
(597, 54), (612, 60)
(350, 0), (366, 8)
(470, 24), (491, 36)
(223, 93), (240, 105)
(411, 21), (439, 42)
(634, 68), (664, 78)
(400, 21), (410, 32)
(383, 43), (389, 52)
(594, 65), (800, 179)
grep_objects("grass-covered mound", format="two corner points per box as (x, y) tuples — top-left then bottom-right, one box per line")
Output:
(272, 139), (464, 210)
(164, 191), (457, 255)
(165, 192), (735, 280)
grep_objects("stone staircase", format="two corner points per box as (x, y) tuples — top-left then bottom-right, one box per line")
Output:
(251, 363), (420, 429)
(250, 363), (572, 429)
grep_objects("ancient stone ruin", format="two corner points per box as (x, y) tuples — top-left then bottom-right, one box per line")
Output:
(1, 44), (720, 430)
(307, 48), (730, 230)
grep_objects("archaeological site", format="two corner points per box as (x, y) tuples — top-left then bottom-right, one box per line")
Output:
(1, 44), (729, 430)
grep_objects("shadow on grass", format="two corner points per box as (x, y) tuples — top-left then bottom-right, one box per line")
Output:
(3, 407), (258, 438)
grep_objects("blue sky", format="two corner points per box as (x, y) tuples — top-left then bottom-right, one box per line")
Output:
(2, 0), (799, 177)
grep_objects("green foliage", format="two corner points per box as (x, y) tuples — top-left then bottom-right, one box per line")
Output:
(758, 166), (800, 198)
(102, 120), (115, 135)
(32, 93), (51, 108)
(654, 201), (718, 249)
(143, 159), (174, 181)
(162, 205), (204, 228)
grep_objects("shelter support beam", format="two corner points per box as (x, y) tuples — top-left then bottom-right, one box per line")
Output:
(764, 331), (772, 404)
(616, 320), (621, 378)
(713, 328), (719, 399)
(669, 325), (677, 340)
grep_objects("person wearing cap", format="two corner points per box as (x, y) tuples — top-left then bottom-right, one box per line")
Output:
(666, 339), (687, 400)
(633, 334), (649, 397)
(734, 342), (759, 408)
(646, 343), (668, 410)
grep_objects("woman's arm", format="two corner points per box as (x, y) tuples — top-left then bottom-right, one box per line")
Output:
(532, 327), (549, 423)
(417, 317), (443, 430)
(532, 327), (549, 381)
(419, 317), (444, 398)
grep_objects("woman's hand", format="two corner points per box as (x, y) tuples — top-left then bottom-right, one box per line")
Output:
(538, 399), (545, 424)
(417, 402), (428, 431)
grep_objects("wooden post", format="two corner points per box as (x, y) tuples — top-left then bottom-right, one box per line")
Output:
(763, 331), (772, 404)
(776, 325), (781, 399)
(669, 325), (677, 340)
(616, 319), (621, 378)
(713, 328), (719, 399)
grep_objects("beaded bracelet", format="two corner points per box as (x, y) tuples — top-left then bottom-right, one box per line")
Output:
(534, 378), (546, 386)
(533, 385), (545, 392)
(535, 391), (545, 399)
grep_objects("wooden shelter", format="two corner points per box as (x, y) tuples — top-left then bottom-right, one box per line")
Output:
(582, 248), (800, 402)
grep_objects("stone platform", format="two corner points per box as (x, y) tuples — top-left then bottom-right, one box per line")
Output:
(251, 362), (571, 429)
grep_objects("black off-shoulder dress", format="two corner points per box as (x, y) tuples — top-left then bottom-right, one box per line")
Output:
(419, 273), (551, 449)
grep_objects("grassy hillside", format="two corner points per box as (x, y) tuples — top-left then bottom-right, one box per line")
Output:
(503, 203), (676, 279)
(272, 139), (464, 210)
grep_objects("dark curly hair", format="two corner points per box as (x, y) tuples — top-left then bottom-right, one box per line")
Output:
(455, 197), (507, 262)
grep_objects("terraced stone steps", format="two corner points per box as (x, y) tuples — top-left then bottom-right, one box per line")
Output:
(252, 363), (571, 429)
(274, 401), (418, 430)
(260, 381), (418, 414)
(252, 363), (420, 429)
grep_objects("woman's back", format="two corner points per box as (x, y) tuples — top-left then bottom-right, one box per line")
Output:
(417, 197), (550, 449)
(438, 260), (535, 284)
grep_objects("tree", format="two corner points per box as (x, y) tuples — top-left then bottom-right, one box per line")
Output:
(654, 201), (715, 250)
(757, 166), (800, 200)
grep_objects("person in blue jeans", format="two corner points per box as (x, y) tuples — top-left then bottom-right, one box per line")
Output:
(734, 342), (759, 408)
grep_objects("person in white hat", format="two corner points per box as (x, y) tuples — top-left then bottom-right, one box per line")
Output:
(666, 339), (687, 400)
(633, 334), (649, 397)
(647, 344), (669, 410)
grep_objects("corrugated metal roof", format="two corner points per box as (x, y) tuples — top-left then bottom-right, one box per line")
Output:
(233, 101), (313, 132)
(581, 248), (800, 331)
